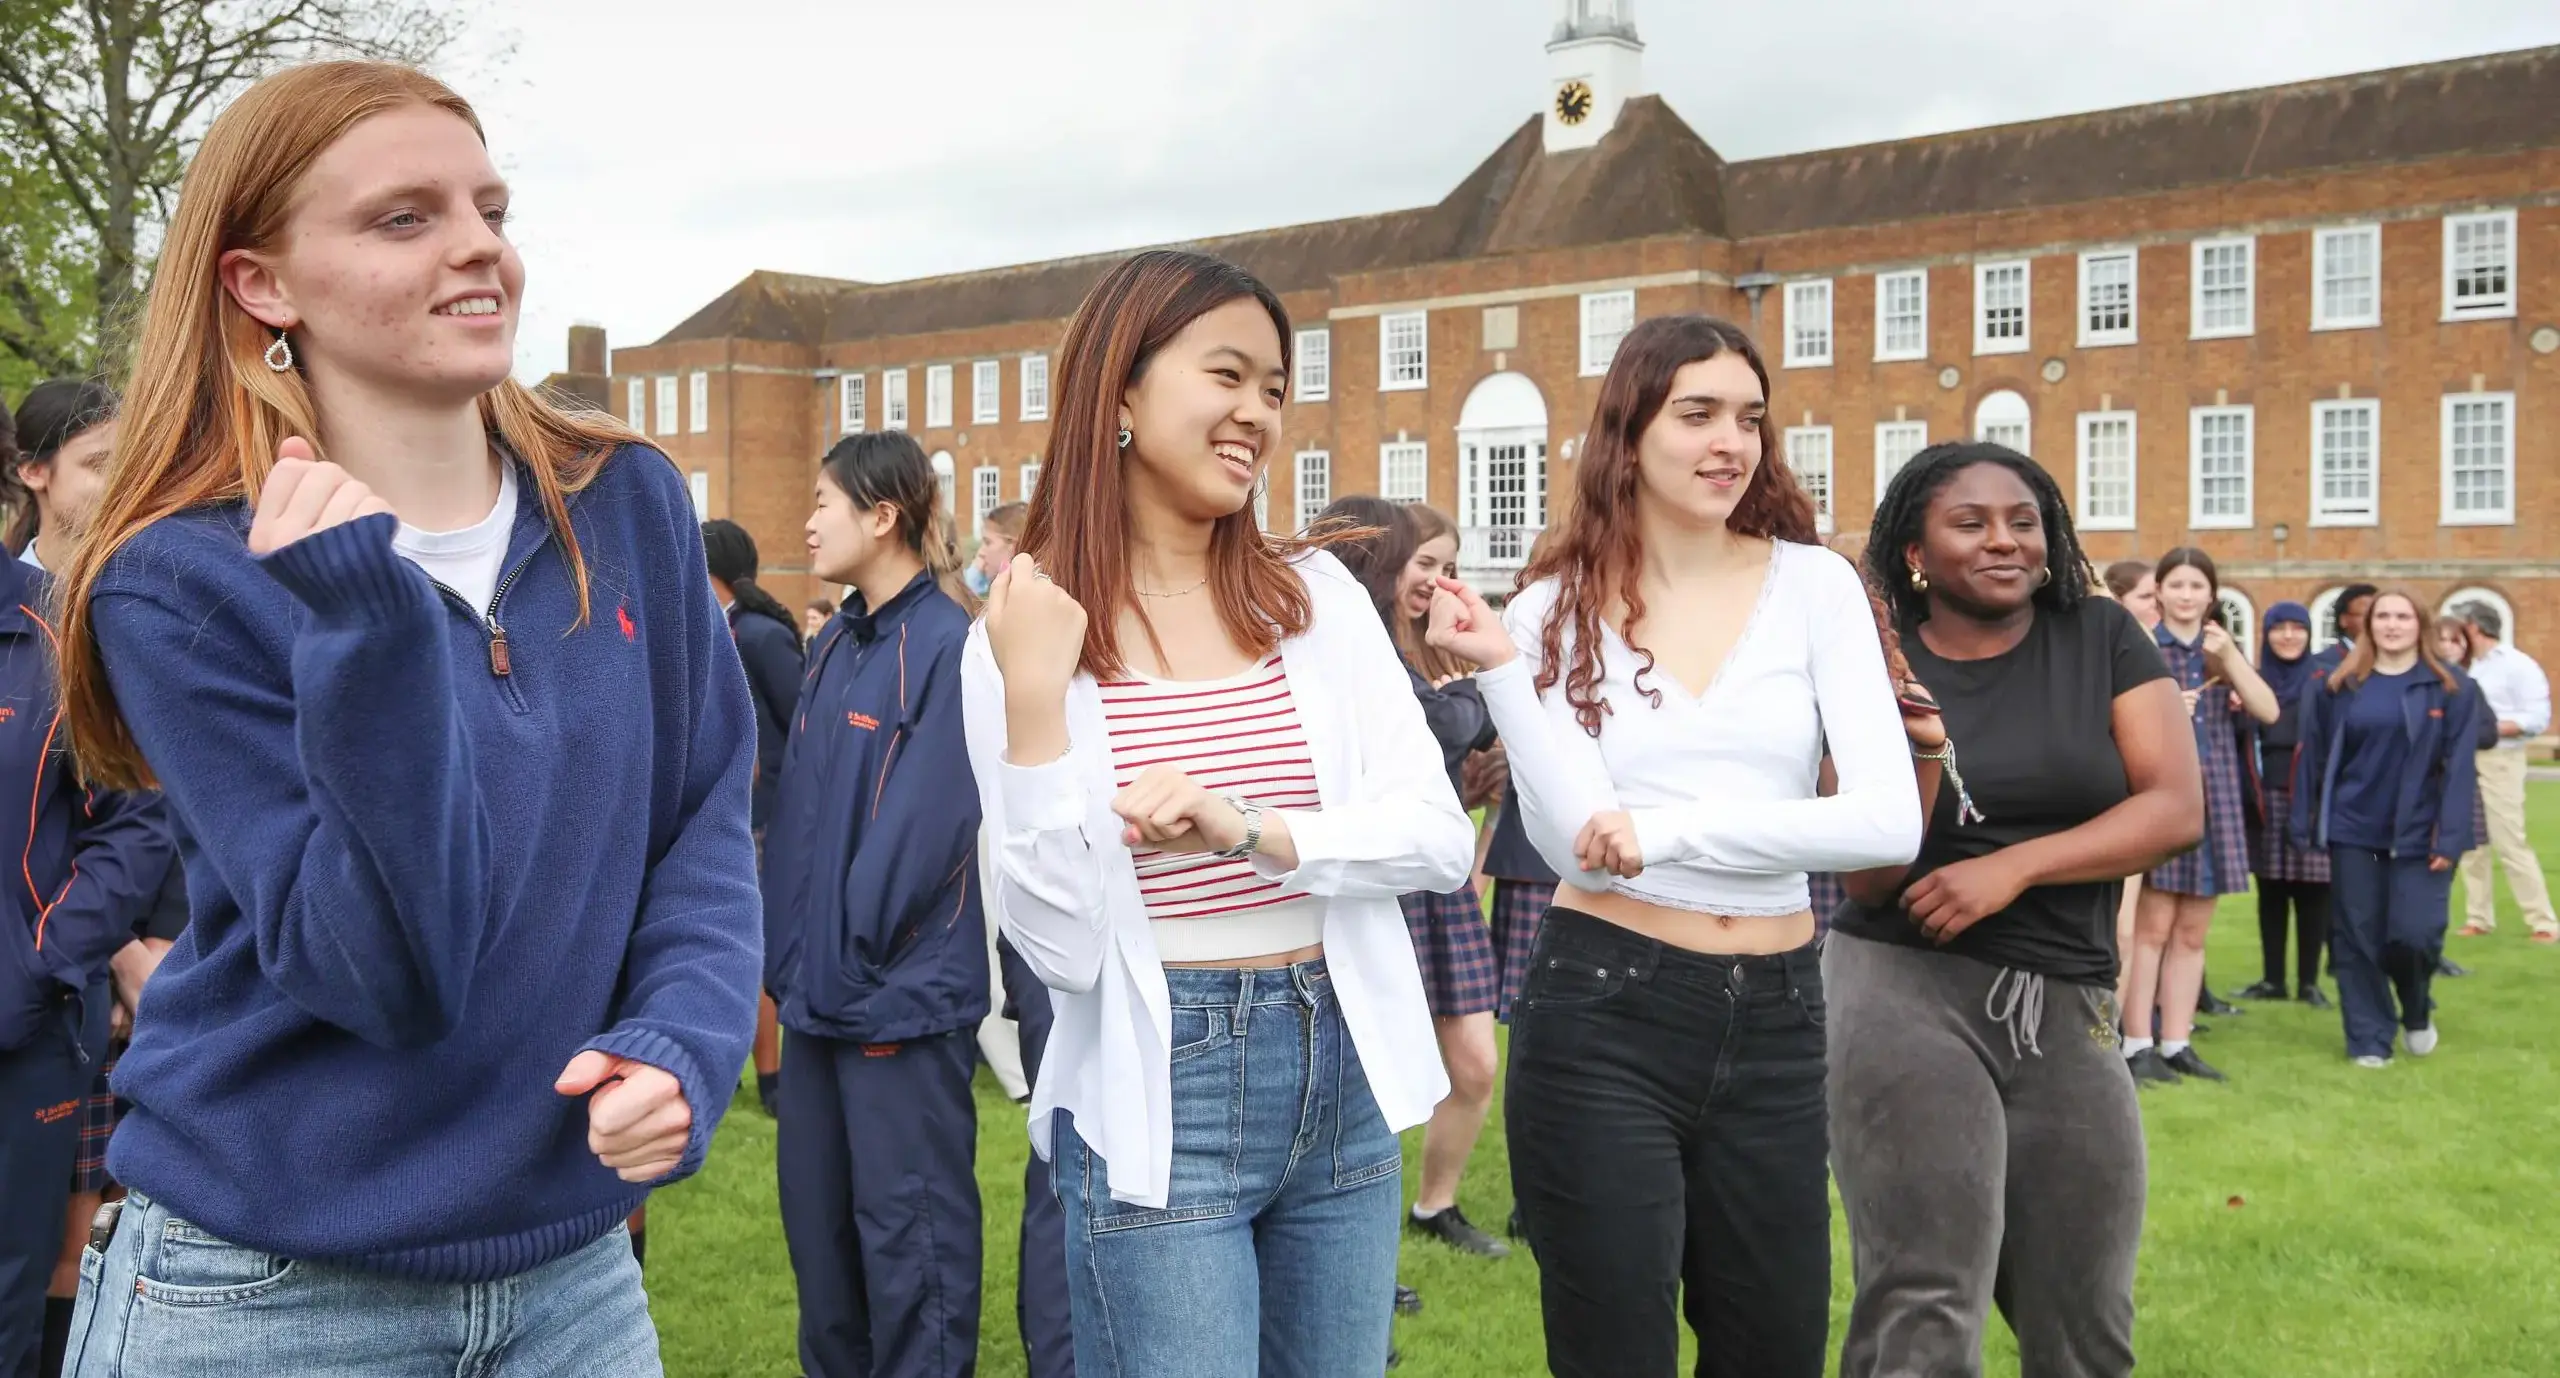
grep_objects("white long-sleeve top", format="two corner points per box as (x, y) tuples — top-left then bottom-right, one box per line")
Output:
(1477, 539), (1923, 915)
(960, 549), (1470, 1209)
(2469, 642), (2553, 749)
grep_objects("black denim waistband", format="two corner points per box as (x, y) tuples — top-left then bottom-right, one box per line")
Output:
(1542, 905), (1819, 995)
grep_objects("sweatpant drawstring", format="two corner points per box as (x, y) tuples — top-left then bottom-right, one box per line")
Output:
(1985, 967), (2044, 1059)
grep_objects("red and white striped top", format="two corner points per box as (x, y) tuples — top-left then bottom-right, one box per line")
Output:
(1100, 653), (1330, 962)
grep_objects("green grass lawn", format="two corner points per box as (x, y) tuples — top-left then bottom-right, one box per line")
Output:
(648, 784), (2560, 1377)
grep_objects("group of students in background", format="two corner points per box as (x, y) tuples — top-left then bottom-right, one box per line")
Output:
(6, 55), (2553, 1378)
(2076, 558), (2551, 1081)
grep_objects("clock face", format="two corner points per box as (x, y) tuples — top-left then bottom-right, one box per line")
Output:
(1555, 81), (1594, 126)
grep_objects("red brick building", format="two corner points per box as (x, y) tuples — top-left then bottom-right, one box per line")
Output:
(599, 4), (2559, 655)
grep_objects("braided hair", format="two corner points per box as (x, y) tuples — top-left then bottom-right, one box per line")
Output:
(1863, 440), (2092, 628)
(701, 519), (798, 633)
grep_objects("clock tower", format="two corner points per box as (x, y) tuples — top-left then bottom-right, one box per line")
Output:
(1543, 0), (1644, 154)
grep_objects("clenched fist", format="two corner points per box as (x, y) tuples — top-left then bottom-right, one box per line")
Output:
(983, 554), (1089, 696)
(249, 437), (392, 555)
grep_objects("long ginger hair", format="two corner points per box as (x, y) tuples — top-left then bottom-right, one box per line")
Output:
(1520, 313), (1905, 735)
(1020, 249), (1313, 679)
(57, 62), (640, 790)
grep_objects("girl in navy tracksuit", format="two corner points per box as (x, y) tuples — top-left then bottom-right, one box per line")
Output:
(54, 62), (760, 1378)
(762, 431), (988, 1378)
(0, 543), (172, 1378)
(2291, 590), (2480, 1066)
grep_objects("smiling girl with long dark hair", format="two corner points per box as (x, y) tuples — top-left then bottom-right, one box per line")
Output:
(961, 250), (1470, 1376)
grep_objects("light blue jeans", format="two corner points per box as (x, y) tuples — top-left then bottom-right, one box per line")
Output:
(1052, 959), (1403, 1378)
(66, 1191), (660, 1377)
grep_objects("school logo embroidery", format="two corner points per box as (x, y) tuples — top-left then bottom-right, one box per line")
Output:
(846, 711), (880, 731)
(0, 706), (15, 724)
(34, 1098), (78, 1125)
(860, 1043), (902, 1058)
(617, 604), (637, 642)
(2089, 992), (2122, 1050)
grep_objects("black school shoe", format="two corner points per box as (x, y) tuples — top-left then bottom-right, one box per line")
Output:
(2164, 1047), (2227, 1082)
(2128, 1047), (2181, 1086)
(2197, 989), (2245, 1017)
(1394, 1284), (1423, 1316)
(2299, 984), (2334, 1010)
(1409, 1206), (1510, 1258)
(2439, 959), (2473, 978)
(2235, 980), (2288, 1000)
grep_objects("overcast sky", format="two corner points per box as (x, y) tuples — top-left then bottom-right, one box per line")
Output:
(464, 0), (2560, 380)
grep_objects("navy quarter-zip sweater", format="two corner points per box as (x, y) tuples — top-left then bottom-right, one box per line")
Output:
(88, 444), (761, 1282)
(761, 571), (987, 1043)
(0, 556), (172, 1052)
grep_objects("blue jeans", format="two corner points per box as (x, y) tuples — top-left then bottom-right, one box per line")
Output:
(1051, 959), (1401, 1378)
(66, 1191), (661, 1377)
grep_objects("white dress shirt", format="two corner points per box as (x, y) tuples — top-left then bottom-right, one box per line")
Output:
(2470, 642), (2552, 749)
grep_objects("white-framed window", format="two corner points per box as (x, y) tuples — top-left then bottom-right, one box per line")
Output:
(654, 376), (679, 436)
(929, 450), (955, 512)
(2443, 210), (2516, 319)
(883, 368), (909, 429)
(2075, 411), (2137, 531)
(2191, 236), (2255, 338)
(971, 465), (1001, 534)
(1294, 329), (1330, 401)
(1874, 421), (1928, 500)
(1784, 425), (1833, 534)
(1381, 441), (1428, 503)
(2307, 586), (2346, 653)
(1974, 390), (2031, 455)
(1019, 462), (1040, 501)
(2217, 588), (2257, 659)
(2312, 224), (2381, 330)
(2077, 249), (2137, 347)
(2310, 398), (2379, 526)
(1381, 312), (1428, 390)
(687, 470), (709, 519)
(839, 373), (867, 433)
(1020, 354), (1049, 420)
(625, 378), (645, 431)
(1875, 269), (1927, 362)
(687, 371), (709, 433)
(2441, 392), (2515, 526)
(1783, 280), (1833, 368)
(1580, 291), (1635, 376)
(1294, 450), (1331, 532)
(1254, 475), (1271, 529)
(924, 365), (953, 428)
(1974, 260), (2029, 355)
(2189, 405), (2253, 530)
(972, 360), (1000, 425)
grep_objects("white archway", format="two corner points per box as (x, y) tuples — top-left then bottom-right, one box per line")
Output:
(1455, 372), (1550, 580)
(2217, 587), (2257, 658)
(2440, 586), (2515, 645)
(930, 450), (955, 514)
(1975, 390), (2032, 455)
(2308, 586), (2345, 653)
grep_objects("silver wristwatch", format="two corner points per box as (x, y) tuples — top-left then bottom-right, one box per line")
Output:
(1214, 792), (1264, 860)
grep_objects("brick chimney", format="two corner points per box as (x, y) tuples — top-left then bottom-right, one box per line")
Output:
(568, 323), (607, 377)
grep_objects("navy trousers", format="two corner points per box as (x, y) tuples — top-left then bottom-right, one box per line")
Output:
(1, 987), (105, 1378)
(999, 939), (1074, 1378)
(778, 1026), (982, 1378)
(2327, 847), (2452, 1060)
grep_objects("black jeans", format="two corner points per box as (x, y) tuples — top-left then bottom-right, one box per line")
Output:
(2257, 879), (2331, 993)
(1506, 906), (1829, 1378)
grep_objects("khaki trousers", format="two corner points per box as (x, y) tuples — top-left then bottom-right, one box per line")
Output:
(2460, 747), (2557, 935)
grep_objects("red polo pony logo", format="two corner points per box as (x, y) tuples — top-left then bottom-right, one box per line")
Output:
(617, 604), (637, 642)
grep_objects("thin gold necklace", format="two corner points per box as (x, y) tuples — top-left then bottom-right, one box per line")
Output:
(1135, 576), (1208, 599)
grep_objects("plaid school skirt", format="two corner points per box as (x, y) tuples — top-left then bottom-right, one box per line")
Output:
(2150, 722), (2253, 898)
(1807, 873), (1846, 929)
(2248, 779), (2331, 885)
(73, 1046), (123, 1194)
(1402, 884), (1499, 1019)
(1488, 879), (1556, 1023)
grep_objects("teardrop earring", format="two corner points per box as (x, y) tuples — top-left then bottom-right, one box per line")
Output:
(264, 330), (294, 373)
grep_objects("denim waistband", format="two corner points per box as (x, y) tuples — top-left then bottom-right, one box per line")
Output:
(1160, 958), (1334, 1010)
(1542, 905), (1819, 994)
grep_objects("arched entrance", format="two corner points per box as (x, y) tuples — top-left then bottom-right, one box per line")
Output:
(1975, 389), (2031, 455)
(1455, 372), (1549, 582)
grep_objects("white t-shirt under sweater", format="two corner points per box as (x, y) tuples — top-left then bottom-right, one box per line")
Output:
(392, 461), (518, 612)
(1477, 538), (1924, 917)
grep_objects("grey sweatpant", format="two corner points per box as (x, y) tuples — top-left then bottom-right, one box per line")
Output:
(1826, 932), (2146, 1378)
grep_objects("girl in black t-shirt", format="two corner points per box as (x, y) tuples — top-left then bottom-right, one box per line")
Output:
(1827, 443), (2203, 1378)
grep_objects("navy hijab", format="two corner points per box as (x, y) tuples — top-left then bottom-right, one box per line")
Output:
(2258, 600), (2316, 708)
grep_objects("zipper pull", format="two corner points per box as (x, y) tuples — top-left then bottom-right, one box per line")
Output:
(488, 624), (512, 677)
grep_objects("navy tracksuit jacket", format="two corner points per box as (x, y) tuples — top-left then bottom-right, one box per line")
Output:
(761, 570), (993, 1378)
(0, 557), (173, 1378)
